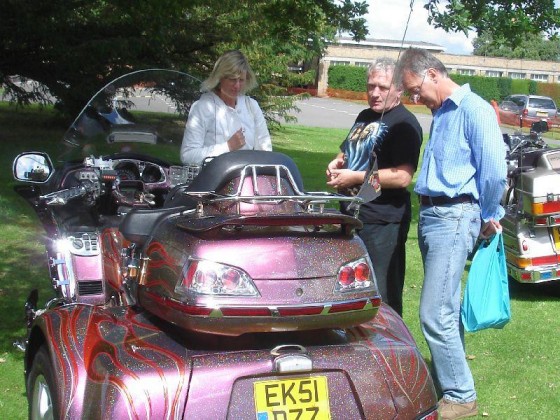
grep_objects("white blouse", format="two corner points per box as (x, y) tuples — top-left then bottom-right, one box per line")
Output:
(180, 92), (272, 165)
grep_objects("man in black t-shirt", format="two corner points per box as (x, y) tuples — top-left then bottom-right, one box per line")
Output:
(326, 57), (422, 316)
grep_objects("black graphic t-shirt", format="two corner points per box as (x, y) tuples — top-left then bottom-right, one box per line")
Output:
(342, 120), (388, 171)
(339, 104), (423, 223)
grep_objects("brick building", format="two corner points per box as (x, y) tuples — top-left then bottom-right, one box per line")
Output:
(317, 37), (560, 96)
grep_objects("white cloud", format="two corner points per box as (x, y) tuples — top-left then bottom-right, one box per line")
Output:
(366, 0), (475, 55)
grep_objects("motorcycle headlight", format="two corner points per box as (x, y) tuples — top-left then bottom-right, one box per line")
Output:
(176, 259), (260, 297)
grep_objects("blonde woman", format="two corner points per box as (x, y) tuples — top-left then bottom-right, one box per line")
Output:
(180, 50), (272, 165)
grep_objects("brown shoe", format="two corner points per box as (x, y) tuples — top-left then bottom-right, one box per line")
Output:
(438, 398), (478, 419)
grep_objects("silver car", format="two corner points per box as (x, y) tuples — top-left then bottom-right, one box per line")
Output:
(500, 94), (557, 128)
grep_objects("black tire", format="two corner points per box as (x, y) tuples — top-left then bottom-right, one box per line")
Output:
(27, 345), (59, 420)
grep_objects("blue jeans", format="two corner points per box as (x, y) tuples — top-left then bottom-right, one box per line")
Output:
(418, 202), (480, 403)
(357, 219), (410, 316)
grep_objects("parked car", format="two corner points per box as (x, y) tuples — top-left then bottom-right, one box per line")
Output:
(499, 94), (558, 128)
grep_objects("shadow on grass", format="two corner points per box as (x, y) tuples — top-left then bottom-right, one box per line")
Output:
(508, 279), (560, 301)
(0, 236), (54, 355)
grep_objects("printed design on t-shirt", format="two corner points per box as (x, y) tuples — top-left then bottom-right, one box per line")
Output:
(339, 121), (387, 197)
(343, 121), (388, 172)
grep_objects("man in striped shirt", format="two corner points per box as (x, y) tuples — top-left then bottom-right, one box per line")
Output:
(394, 48), (507, 420)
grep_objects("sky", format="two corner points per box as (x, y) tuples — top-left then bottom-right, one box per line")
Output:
(366, 0), (476, 55)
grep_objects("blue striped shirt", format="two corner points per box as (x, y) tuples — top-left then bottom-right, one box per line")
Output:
(414, 84), (507, 221)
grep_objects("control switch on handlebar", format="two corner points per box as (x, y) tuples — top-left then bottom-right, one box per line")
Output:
(41, 185), (87, 206)
(39, 181), (99, 206)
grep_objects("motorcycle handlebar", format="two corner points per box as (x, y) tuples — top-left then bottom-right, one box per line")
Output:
(41, 180), (97, 206)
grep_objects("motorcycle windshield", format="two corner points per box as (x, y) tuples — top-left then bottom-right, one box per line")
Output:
(58, 69), (202, 164)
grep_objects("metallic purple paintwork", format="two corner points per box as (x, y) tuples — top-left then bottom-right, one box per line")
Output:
(14, 70), (438, 419)
(27, 303), (436, 419)
(134, 172), (381, 335)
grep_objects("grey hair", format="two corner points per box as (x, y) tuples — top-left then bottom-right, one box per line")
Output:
(366, 57), (400, 90)
(394, 48), (448, 86)
(366, 57), (397, 81)
(201, 50), (258, 93)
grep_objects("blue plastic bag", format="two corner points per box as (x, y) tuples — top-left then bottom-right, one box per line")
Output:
(461, 232), (511, 332)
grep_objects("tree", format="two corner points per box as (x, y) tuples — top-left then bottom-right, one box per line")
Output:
(425, 0), (560, 48)
(473, 31), (560, 60)
(0, 0), (368, 121)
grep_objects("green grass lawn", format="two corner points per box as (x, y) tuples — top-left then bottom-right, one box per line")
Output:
(1, 103), (559, 418)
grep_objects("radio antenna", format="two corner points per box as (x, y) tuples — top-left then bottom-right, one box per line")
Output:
(380, 0), (415, 120)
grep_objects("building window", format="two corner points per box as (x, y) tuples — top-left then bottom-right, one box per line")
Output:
(509, 72), (526, 79)
(531, 74), (548, 82)
(332, 61), (350, 66)
(457, 69), (475, 76)
(355, 62), (370, 67)
(486, 70), (503, 77)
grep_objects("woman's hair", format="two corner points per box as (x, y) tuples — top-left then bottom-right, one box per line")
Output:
(201, 50), (258, 93)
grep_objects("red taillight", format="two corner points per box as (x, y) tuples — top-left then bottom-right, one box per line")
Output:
(520, 272), (532, 281)
(194, 268), (217, 290)
(533, 200), (560, 215)
(522, 240), (529, 252)
(222, 268), (241, 290)
(178, 259), (259, 296)
(277, 306), (324, 316)
(339, 266), (355, 286)
(336, 257), (374, 292)
(184, 262), (198, 287)
(144, 291), (213, 315)
(532, 255), (559, 266)
(533, 217), (548, 226)
(328, 299), (368, 313)
(542, 201), (560, 214)
(354, 262), (370, 282)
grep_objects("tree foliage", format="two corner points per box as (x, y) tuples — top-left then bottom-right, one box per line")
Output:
(473, 31), (560, 60)
(0, 0), (368, 120)
(425, 0), (560, 49)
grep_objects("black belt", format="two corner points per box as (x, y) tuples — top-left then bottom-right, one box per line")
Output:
(419, 194), (474, 206)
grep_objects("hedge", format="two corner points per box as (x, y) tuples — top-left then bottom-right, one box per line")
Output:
(328, 65), (367, 92)
(449, 75), (501, 102)
(327, 64), (560, 105)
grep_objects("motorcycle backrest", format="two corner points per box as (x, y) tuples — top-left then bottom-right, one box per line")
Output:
(509, 149), (550, 177)
(164, 150), (304, 208)
(189, 150), (304, 193)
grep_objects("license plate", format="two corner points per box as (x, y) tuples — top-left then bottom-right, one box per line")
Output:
(254, 376), (331, 420)
(537, 111), (548, 117)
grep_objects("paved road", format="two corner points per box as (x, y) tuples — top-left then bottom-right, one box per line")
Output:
(286, 96), (433, 133)
(286, 96), (560, 146)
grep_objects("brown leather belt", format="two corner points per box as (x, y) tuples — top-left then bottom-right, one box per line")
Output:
(419, 194), (474, 206)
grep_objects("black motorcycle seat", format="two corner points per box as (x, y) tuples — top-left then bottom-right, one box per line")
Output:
(119, 206), (184, 246)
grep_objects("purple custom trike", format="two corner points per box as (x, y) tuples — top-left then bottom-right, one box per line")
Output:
(13, 69), (438, 419)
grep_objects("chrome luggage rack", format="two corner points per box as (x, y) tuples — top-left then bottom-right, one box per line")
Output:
(184, 163), (362, 216)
